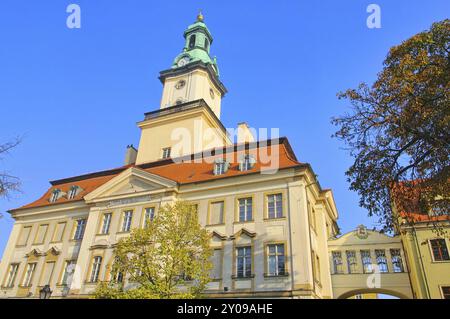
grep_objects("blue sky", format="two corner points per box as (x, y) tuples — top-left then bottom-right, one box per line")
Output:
(0, 0), (448, 258)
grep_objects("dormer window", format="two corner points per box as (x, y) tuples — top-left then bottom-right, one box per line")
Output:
(239, 155), (256, 171)
(50, 189), (61, 203)
(68, 185), (79, 200)
(189, 35), (196, 49)
(162, 147), (171, 159)
(214, 159), (229, 175)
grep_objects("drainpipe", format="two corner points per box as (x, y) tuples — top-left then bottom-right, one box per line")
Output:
(411, 225), (431, 298)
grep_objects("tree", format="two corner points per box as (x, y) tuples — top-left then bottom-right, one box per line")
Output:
(0, 138), (21, 218)
(93, 201), (213, 299)
(332, 19), (449, 232)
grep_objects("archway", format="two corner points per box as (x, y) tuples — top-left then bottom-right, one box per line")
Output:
(338, 288), (410, 299)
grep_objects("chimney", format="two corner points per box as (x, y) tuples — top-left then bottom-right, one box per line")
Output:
(237, 122), (255, 144)
(124, 145), (138, 165)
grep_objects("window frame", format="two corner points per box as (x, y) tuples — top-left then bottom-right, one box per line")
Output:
(441, 286), (450, 299)
(235, 245), (253, 279)
(162, 147), (171, 159)
(235, 196), (254, 223)
(3, 263), (20, 288)
(16, 225), (33, 247)
(332, 251), (344, 274)
(119, 210), (134, 233)
(141, 206), (156, 228)
(429, 238), (450, 262)
(72, 218), (87, 241)
(51, 221), (67, 243)
(264, 242), (288, 277)
(21, 263), (37, 287)
(89, 256), (103, 283)
(390, 249), (404, 273)
(360, 250), (373, 274)
(375, 249), (389, 273)
(98, 212), (112, 235)
(33, 223), (49, 245)
(264, 191), (285, 220)
(346, 250), (358, 274)
(207, 200), (226, 226)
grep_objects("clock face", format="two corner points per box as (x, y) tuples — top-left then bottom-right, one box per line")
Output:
(177, 57), (190, 67)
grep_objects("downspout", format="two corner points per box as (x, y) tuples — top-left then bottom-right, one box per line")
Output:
(411, 225), (431, 298)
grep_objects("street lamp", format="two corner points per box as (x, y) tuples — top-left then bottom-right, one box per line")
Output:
(39, 285), (52, 299)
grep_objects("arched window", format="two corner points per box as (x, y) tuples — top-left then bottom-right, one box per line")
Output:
(189, 35), (196, 49)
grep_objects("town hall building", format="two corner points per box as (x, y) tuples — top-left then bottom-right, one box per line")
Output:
(1, 13), (449, 299)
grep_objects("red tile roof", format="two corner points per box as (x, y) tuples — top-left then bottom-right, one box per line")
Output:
(11, 138), (304, 212)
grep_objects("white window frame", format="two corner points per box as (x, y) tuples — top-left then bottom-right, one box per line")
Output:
(100, 213), (112, 234)
(121, 210), (133, 232)
(238, 197), (253, 222)
(90, 256), (102, 283)
(73, 219), (86, 240)
(22, 263), (36, 287)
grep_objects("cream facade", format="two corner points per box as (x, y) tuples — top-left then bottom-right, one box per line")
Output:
(1, 14), (449, 300)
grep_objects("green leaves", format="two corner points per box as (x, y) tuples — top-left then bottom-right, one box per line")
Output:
(93, 201), (213, 299)
(332, 19), (450, 232)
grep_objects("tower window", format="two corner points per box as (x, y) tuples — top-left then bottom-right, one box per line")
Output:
(162, 147), (171, 159)
(189, 35), (196, 49)
(204, 38), (209, 51)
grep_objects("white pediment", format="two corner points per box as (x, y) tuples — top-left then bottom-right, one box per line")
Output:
(84, 167), (177, 202)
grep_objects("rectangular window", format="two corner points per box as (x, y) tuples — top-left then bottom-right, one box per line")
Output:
(332, 251), (343, 274)
(90, 256), (103, 283)
(143, 207), (155, 227)
(236, 246), (252, 278)
(162, 147), (171, 159)
(312, 252), (321, 283)
(238, 197), (253, 222)
(361, 250), (373, 273)
(209, 201), (224, 225)
(61, 260), (76, 286)
(210, 249), (222, 280)
(214, 162), (227, 175)
(40, 262), (55, 286)
(68, 186), (78, 199)
(430, 239), (450, 261)
(121, 210), (133, 232)
(50, 189), (60, 203)
(390, 249), (404, 272)
(73, 219), (86, 240)
(17, 226), (32, 246)
(267, 193), (283, 219)
(346, 251), (358, 274)
(375, 250), (389, 273)
(5, 264), (19, 288)
(267, 244), (286, 276)
(52, 222), (66, 242)
(100, 213), (112, 234)
(22, 263), (37, 287)
(34, 224), (49, 244)
(442, 286), (450, 299)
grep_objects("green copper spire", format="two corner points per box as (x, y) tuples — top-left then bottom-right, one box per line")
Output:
(172, 12), (220, 76)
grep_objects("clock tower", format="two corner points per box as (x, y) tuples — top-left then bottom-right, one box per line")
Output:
(159, 12), (227, 119)
(135, 13), (231, 165)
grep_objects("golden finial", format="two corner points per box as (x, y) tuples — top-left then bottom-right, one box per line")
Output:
(197, 10), (204, 22)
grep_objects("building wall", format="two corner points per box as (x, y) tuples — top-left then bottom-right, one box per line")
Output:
(400, 224), (450, 299)
(0, 167), (337, 299)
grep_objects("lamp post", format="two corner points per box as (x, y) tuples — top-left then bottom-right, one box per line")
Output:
(39, 285), (52, 299)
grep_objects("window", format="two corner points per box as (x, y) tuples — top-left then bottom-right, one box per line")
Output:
(121, 210), (133, 232)
(309, 204), (317, 230)
(312, 251), (321, 283)
(375, 250), (389, 273)
(332, 251), (344, 274)
(73, 219), (86, 240)
(17, 226), (32, 246)
(267, 193), (283, 219)
(442, 286), (450, 299)
(50, 189), (61, 203)
(68, 185), (79, 199)
(52, 222), (66, 242)
(430, 239), (450, 261)
(143, 207), (155, 227)
(213, 160), (229, 175)
(90, 256), (102, 283)
(346, 251), (358, 274)
(100, 213), (112, 234)
(390, 249), (404, 272)
(267, 244), (286, 276)
(5, 264), (19, 288)
(22, 263), (37, 287)
(361, 250), (373, 273)
(189, 34), (196, 48)
(236, 246), (252, 278)
(40, 262), (55, 286)
(238, 197), (253, 222)
(210, 249), (222, 280)
(204, 38), (209, 51)
(209, 201), (224, 225)
(239, 155), (255, 171)
(61, 260), (76, 286)
(34, 224), (49, 244)
(162, 147), (171, 159)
